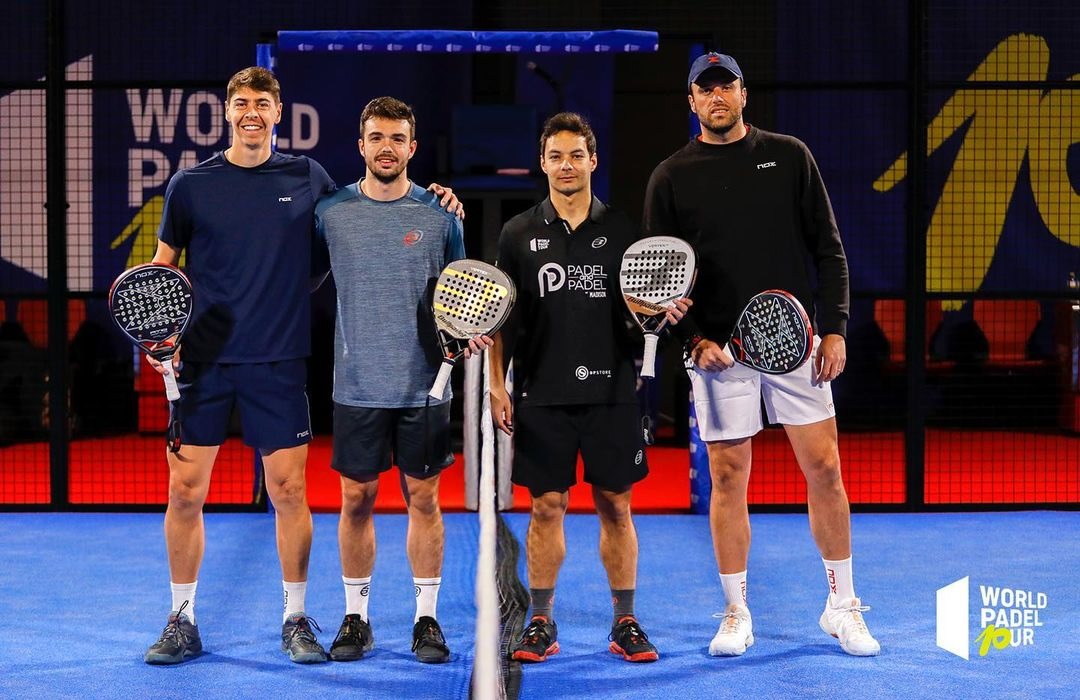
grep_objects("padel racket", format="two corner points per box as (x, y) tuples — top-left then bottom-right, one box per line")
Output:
(725, 289), (813, 374)
(620, 236), (697, 378)
(429, 259), (516, 399)
(109, 263), (193, 450)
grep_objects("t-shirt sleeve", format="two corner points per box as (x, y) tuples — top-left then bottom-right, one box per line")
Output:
(309, 158), (337, 199)
(157, 171), (191, 249)
(312, 199), (332, 284)
(444, 216), (466, 263)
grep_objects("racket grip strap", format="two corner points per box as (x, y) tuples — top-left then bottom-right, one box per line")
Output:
(641, 333), (660, 378)
(162, 368), (180, 402)
(429, 360), (454, 399)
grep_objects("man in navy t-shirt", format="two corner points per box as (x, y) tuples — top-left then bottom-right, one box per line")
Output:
(142, 66), (333, 666)
(141, 68), (462, 666)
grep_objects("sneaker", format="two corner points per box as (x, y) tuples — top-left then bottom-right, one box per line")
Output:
(411, 616), (450, 664)
(608, 616), (659, 662)
(511, 616), (560, 663)
(819, 594), (880, 656)
(329, 614), (375, 661)
(709, 604), (754, 656)
(281, 613), (328, 664)
(144, 601), (202, 665)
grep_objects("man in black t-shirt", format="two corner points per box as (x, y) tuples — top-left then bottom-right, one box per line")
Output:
(490, 113), (686, 664)
(644, 52), (879, 658)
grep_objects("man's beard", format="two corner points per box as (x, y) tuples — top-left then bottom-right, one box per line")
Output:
(370, 159), (406, 184)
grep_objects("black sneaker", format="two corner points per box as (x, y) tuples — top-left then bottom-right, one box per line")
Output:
(511, 616), (559, 663)
(144, 601), (203, 665)
(281, 613), (328, 664)
(608, 616), (659, 662)
(329, 614), (375, 661)
(411, 616), (450, 664)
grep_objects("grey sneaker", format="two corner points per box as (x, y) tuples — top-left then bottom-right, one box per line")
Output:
(329, 614), (375, 661)
(145, 600), (203, 665)
(281, 613), (328, 664)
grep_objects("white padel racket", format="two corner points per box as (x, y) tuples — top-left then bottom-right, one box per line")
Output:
(429, 259), (516, 399)
(620, 236), (697, 378)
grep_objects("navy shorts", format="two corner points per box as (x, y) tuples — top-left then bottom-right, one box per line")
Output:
(511, 402), (648, 495)
(171, 360), (312, 450)
(331, 401), (454, 481)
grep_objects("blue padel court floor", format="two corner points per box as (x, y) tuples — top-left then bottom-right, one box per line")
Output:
(2, 511), (1077, 699)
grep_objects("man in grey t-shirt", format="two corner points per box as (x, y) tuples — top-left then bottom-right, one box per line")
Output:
(314, 96), (488, 664)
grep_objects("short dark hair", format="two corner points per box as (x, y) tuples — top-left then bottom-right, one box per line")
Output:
(539, 112), (596, 156)
(359, 97), (416, 139)
(226, 67), (281, 103)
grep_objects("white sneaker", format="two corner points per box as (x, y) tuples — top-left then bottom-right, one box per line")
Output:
(709, 604), (754, 656)
(819, 594), (881, 656)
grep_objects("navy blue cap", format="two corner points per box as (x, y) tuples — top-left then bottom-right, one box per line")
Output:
(687, 52), (743, 90)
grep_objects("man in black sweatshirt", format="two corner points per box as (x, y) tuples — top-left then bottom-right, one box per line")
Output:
(644, 52), (879, 658)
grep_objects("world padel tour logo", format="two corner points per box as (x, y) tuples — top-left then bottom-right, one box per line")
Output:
(936, 577), (1048, 660)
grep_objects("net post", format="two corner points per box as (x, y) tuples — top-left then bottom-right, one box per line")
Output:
(464, 353), (481, 511)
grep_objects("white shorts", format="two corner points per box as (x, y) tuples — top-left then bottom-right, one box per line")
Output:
(688, 337), (835, 441)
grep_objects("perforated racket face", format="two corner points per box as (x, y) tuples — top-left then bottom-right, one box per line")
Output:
(433, 260), (516, 339)
(620, 236), (696, 318)
(730, 290), (813, 374)
(108, 263), (193, 349)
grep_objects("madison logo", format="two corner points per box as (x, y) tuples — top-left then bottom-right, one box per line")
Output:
(403, 229), (424, 246)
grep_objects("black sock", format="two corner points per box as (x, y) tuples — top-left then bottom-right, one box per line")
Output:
(611, 588), (636, 623)
(529, 587), (555, 621)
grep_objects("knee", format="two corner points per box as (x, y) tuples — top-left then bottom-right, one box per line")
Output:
(341, 481), (378, 521)
(406, 483), (441, 519)
(530, 492), (568, 525)
(802, 453), (843, 488)
(168, 474), (208, 512)
(709, 460), (750, 493)
(268, 474), (307, 510)
(594, 492), (632, 527)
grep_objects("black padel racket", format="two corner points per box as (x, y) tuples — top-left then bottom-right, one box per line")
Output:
(429, 259), (516, 399)
(725, 289), (813, 374)
(108, 263), (193, 419)
(620, 236), (697, 378)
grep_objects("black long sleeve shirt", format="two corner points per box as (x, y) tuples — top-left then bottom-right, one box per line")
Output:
(643, 126), (849, 345)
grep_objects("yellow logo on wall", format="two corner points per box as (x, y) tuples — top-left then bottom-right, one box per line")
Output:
(874, 34), (1079, 309)
(109, 195), (185, 268)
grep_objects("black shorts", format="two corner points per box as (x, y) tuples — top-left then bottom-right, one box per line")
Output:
(331, 402), (453, 481)
(512, 402), (647, 495)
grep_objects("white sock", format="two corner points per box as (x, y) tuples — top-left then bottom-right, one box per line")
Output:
(822, 557), (856, 601)
(170, 581), (198, 624)
(719, 571), (747, 608)
(414, 577), (442, 622)
(283, 580), (307, 622)
(344, 576), (372, 619)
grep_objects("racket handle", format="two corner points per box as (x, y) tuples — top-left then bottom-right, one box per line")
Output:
(429, 360), (454, 399)
(162, 367), (180, 402)
(641, 333), (660, 378)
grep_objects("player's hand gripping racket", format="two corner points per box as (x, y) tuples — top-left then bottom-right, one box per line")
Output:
(620, 236), (697, 378)
(429, 260), (516, 399)
(724, 290), (813, 374)
(108, 263), (193, 450)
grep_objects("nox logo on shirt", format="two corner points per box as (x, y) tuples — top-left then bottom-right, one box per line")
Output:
(537, 262), (608, 298)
